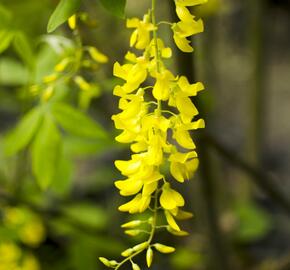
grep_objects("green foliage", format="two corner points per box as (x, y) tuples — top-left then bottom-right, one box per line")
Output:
(47, 0), (82, 33)
(4, 107), (43, 156)
(62, 203), (108, 229)
(0, 57), (29, 85)
(31, 114), (62, 189)
(0, 30), (14, 53)
(51, 102), (107, 139)
(63, 136), (118, 157)
(0, 4), (12, 27)
(234, 201), (273, 242)
(99, 0), (126, 18)
(50, 155), (74, 196)
(171, 248), (204, 270)
(13, 31), (34, 68)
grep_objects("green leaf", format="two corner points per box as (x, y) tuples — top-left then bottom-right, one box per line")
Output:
(0, 4), (12, 27)
(0, 57), (29, 86)
(32, 115), (62, 190)
(99, 0), (126, 18)
(13, 31), (34, 68)
(0, 30), (14, 54)
(62, 203), (107, 229)
(50, 154), (73, 196)
(47, 0), (81, 33)
(4, 107), (43, 156)
(234, 201), (272, 242)
(171, 248), (204, 269)
(63, 136), (119, 157)
(51, 102), (107, 139)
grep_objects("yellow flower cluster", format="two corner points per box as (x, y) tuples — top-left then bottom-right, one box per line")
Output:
(0, 207), (44, 270)
(30, 13), (108, 108)
(4, 207), (45, 247)
(0, 242), (40, 270)
(101, 0), (207, 269)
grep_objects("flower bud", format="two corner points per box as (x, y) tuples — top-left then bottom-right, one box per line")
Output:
(68, 14), (77, 30)
(132, 241), (148, 251)
(121, 220), (142, 228)
(154, 243), (175, 253)
(146, 247), (153, 267)
(131, 262), (141, 270)
(99, 257), (111, 267)
(88, 47), (108, 63)
(125, 229), (141, 236)
(121, 248), (133, 257)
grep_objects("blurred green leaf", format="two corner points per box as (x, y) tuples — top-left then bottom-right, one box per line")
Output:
(99, 0), (126, 18)
(32, 114), (62, 189)
(0, 30), (14, 53)
(63, 136), (118, 157)
(171, 248), (204, 269)
(62, 203), (107, 229)
(0, 57), (29, 85)
(0, 4), (12, 27)
(13, 31), (34, 68)
(234, 201), (272, 242)
(0, 227), (19, 242)
(47, 0), (81, 33)
(50, 154), (74, 196)
(4, 107), (43, 156)
(69, 235), (99, 270)
(51, 102), (107, 139)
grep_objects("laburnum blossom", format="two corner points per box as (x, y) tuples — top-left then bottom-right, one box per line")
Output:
(172, 0), (207, 52)
(100, 0), (207, 269)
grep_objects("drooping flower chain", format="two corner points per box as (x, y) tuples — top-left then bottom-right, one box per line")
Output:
(100, 0), (207, 269)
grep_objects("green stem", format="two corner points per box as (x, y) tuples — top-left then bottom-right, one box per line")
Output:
(115, 190), (159, 270)
(151, 0), (162, 114)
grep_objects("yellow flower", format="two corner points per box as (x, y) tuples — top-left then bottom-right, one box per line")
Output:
(107, 1), (207, 267)
(173, 33), (194, 52)
(160, 183), (185, 210)
(19, 220), (45, 247)
(177, 76), (204, 96)
(119, 194), (151, 214)
(176, 0), (208, 6)
(169, 151), (199, 182)
(127, 15), (156, 50)
(0, 242), (21, 263)
(88, 47), (108, 63)
(145, 133), (164, 166)
(172, 1), (205, 52)
(68, 14), (77, 30)
(152, 70), (175, 101)
(115, 158), (142, 176)
(149, 38), (172, 59)
(165, 210), (181, 231)
(115, 177), (143, 196)
(173, 127), (196, 149)
(113, 62), (148, 93)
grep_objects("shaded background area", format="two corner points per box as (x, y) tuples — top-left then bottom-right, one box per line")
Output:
(0, 0), (290, 269)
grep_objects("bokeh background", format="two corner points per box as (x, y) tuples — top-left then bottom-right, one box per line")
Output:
(0, 0), (290, 269)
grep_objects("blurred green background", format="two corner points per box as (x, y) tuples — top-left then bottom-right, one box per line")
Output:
(0, 0), (290, 269)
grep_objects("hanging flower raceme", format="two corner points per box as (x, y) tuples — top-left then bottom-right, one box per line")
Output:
(100, 0), (207, 269)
